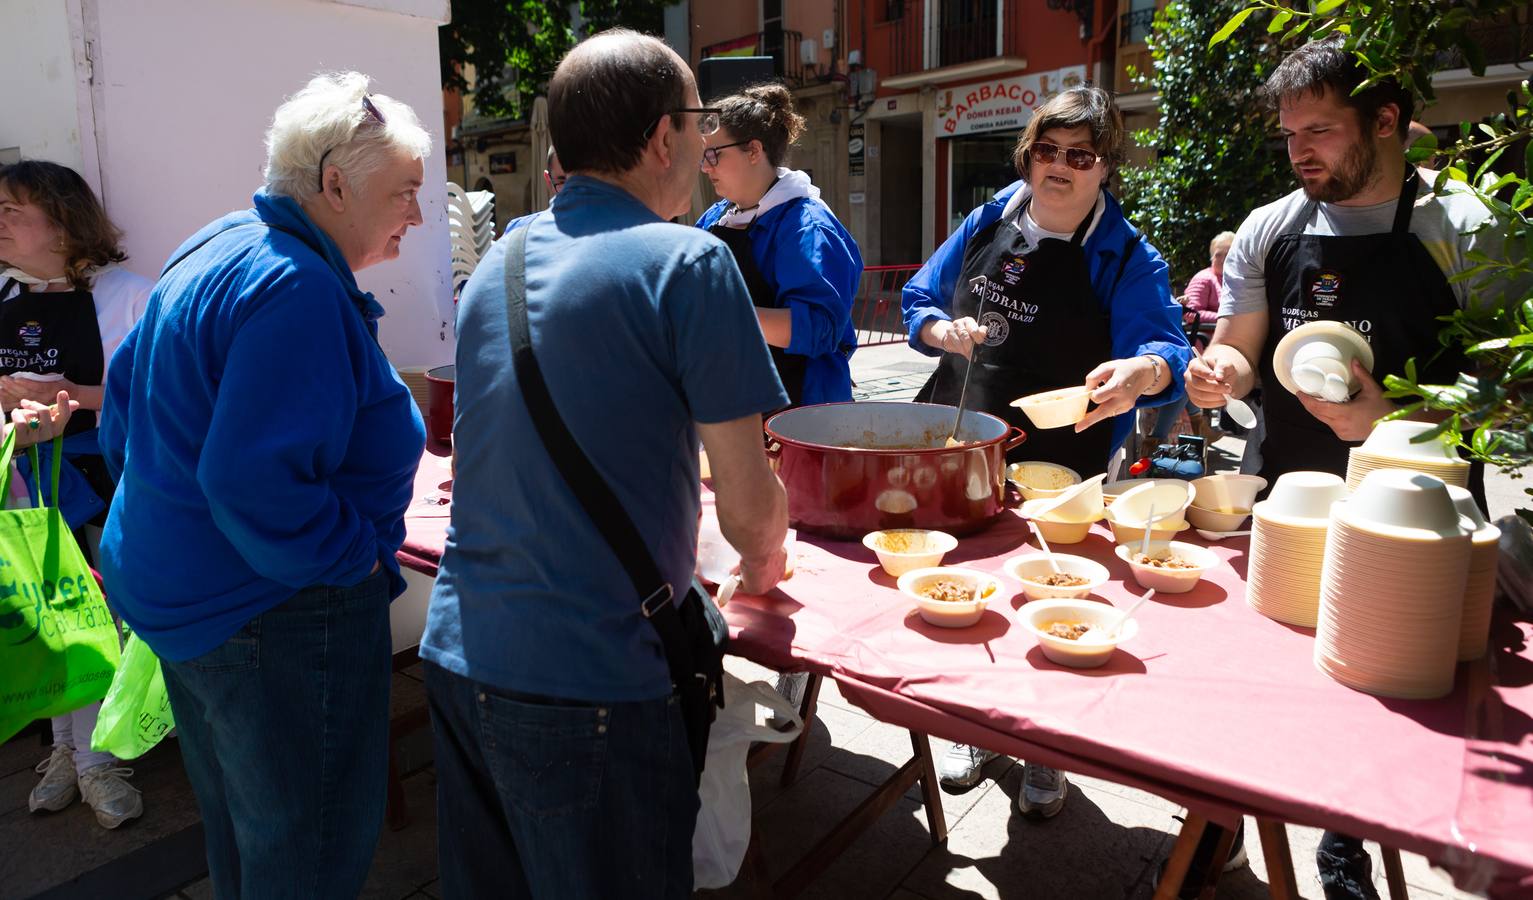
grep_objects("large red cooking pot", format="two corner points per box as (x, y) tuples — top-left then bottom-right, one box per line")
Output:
(425, 364), (455, 447)
(764, 401), (1026, 539)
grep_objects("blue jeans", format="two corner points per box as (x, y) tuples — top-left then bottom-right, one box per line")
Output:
(161, 569), (392, 899)
(424, 662), (698, 899)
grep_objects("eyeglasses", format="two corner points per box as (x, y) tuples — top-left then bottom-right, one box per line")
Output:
(701, 140), (751, 168)
(642, 107), (722, 141)
(1027, 141), (1103, 172)
(316, 95), (388, 193)
(544, 170), (566, 194)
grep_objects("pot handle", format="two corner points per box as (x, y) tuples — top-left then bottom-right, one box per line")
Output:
(1003, 426), (1027, 452)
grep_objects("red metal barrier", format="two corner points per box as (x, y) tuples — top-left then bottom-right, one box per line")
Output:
(851, 264), (922, 347)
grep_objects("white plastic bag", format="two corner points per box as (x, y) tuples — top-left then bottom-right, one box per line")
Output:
(693, 672), (804, 889)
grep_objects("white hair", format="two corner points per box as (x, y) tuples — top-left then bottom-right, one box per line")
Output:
(263, 71), (432, 200)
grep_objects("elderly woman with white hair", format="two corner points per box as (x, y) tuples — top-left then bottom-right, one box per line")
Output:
(97, 72), (430, 897)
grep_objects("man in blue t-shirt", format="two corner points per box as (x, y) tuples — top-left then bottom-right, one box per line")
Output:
(420, 30), (790, 897)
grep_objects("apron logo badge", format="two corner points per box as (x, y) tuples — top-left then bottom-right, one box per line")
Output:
(1310, 271), (1342, 308)
(979, 311), (1009, 345)
(17, 321), (42, 348)
(1000, 256), (1027, 285)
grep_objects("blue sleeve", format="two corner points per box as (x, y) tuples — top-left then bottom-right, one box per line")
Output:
(1107, 239), (1191, 409)
(195, 273), (380, 588)
(696, 201), (727, 231)
(99, 323), (136, 481)
(774, 214), (862, 359)
(671, 243), (788, 423)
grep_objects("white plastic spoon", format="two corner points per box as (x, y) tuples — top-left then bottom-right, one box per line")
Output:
(1028, 520), (1063, 573)
(1109, 588), (1156, 639)
(1138, 501), (1158, 560)
(1196, 528), (1251, 541)
(1192, 342), (1257, 429)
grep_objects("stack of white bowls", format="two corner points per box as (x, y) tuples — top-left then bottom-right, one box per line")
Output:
(1315, 470), (1471, 700)
(1346, 420), (1470, 491)
(1446, 486), (1500, 661)
(1247, 472), (1349, 627)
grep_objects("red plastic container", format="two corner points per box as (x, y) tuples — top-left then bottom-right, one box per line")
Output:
(425, 364), (455, 446)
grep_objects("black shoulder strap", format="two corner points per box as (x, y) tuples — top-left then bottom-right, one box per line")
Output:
(501, 222), (695, 671)
(160, 220), (321, 278)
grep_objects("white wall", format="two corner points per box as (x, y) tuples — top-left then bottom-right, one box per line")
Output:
(78, 0), (455, 368)
(0, 0), (90, 174)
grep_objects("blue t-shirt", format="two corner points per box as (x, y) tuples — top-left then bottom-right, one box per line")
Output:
(421, 176), (788, 702)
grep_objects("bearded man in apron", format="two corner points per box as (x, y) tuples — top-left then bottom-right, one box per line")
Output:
(1184, 37), (1524, 900)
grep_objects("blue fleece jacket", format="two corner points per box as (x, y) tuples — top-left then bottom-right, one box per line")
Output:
(697, 197), (863, 405)
(902, 181), (1190, 456)
(98, 189), (426, 662)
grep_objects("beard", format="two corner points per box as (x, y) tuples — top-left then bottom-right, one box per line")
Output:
(1295, 138), (1378, 203)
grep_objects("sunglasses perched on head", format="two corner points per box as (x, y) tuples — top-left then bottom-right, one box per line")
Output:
(1027, 141), (1104, 171)
(316, 95), (389, 193)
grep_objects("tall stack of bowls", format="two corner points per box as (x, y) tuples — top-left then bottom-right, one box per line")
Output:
(1246, 472), (1348, 627)
(1446, 486), (1501, 662)
(1345, 421), (1470, 491)
(1315, 470), (1471, 700)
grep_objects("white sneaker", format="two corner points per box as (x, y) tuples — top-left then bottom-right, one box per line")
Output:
(28, 745), (79, 812)
(1016, 762), (1069, 819)
(78, 764), (143, 829)
(767, 671), (808, 730)
(938, 743), (1000, 788)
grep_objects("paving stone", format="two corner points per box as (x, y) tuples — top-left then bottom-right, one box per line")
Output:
(749, 700), (878, 810)
(1068, 772), (1183, 814)
(823, 725), (1010, 823)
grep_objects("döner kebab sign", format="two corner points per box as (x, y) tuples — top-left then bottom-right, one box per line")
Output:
(935, 66), (1088, 138)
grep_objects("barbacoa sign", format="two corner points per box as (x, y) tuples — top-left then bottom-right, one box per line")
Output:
(935, 66), (1088, 138)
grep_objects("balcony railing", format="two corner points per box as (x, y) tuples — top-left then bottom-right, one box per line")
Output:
(882, 0), (1025, 77)
(1119, 7), (1156, 46)
(700, 29), (811, 87)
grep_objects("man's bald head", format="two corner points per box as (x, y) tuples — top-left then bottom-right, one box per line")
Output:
(549, 30), (692, 175)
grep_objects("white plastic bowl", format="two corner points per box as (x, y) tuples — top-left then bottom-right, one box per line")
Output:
(896, 567), (1001, 628)
(1102, 477), (1187, 504)
(1263, 471), (1348, 520)
(1004, 553), (1111, 601)
(1110, 480), (1194, 528)
(1185, 504), (1250, 533)
(1104, 509), (1191, 546)
(1115, 541), (1219, 593)
(1020, 598), (1138, 668)
(1359, 420), (1460, 462)
(1346, 469), (1463, 534)
(862, 529), (958, 577)
(1010, 386), (1090, 430)
(1006, 462), (1082, 501)
(1188, 474), (1267, 513)
(1020, 499), (1099, 544)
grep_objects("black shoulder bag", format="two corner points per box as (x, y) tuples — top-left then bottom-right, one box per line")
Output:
(500, 223), (727, 785)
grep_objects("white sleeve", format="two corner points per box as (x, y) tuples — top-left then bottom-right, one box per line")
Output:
(91, 268), (152, 369)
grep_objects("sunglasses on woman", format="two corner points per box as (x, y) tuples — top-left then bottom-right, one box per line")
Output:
(1027, 141), (1103, 171)
(316, 95), (388, 193)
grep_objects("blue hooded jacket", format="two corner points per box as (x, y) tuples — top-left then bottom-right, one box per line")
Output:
(697, 195), (863, 405)
(98, 189), (426, 661)
(902, 181), (1190, 456)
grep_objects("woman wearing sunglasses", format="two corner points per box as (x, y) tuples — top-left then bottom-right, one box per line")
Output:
(902, 86), (1190, 816)
(697, 83), (863, 407)
(904, 85), (1189, 476)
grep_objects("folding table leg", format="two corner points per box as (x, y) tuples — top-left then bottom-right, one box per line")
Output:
(1255, 818), (1300, 900)
(1155, 812), (1209, 900)
(780, 673), (823, 788)
(910, 731), (948, 845)
(1196, 825), (1238, 900)
(1381, 847), (1410, 900)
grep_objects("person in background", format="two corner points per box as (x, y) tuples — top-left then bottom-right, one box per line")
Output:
(1147, 230), (1235, 450)
(504, 146), (565, 236)
(1184, 37), (1523, 899)
(901, 86), (1189, 822)
(697, 81), (862, 408)
(421, 31), (789, 897)
(98, 72), (431, 897)
(0, 160), (150, 830)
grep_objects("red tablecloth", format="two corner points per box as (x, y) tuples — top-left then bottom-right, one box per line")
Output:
(398, 453), (1533, 894)
(399, 449), (452, 576)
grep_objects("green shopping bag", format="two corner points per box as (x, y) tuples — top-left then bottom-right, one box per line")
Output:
(91, 630), (173, 758)
(0, 428), (121, 743)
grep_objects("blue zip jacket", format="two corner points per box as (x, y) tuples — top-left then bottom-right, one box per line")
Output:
(98, 189), (426, 662)
(697, 196), (863, 405)
(902, 181), (1190, 456)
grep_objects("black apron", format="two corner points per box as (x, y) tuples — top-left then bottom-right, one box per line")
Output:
(915, 203), (1116, 473)
(1257, 170), (1484, 505)
(0, 279), (105, 436)
(709, 222), (809, 408)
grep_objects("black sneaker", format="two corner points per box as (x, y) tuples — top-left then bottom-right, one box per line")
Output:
(1316, 831), (1380, 900)
(1152, 818), (1249, 898)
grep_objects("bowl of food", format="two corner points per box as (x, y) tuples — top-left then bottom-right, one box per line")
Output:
(1020, 499), (1100, 545)
(1003, 553), (1111, 601)
(1006, 461), (1082, 501)
(1184, 504), (1250, 533)
(1010, 386), (1091, 430)
(1114, 541), (1219, 593)
(1103, 508), (1191, 546)
(862, 528), (959, 577)
(1019, 598), (1138, 668)
(896, 566), (1002, 628)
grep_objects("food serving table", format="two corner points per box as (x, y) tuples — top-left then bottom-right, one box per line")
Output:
(397, 453), (1533, 898)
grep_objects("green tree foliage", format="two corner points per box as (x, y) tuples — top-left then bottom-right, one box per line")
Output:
(440, 0), (670, 120)
(1211, 0), (1532, 510)
(1117, 0), (1290, 288)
